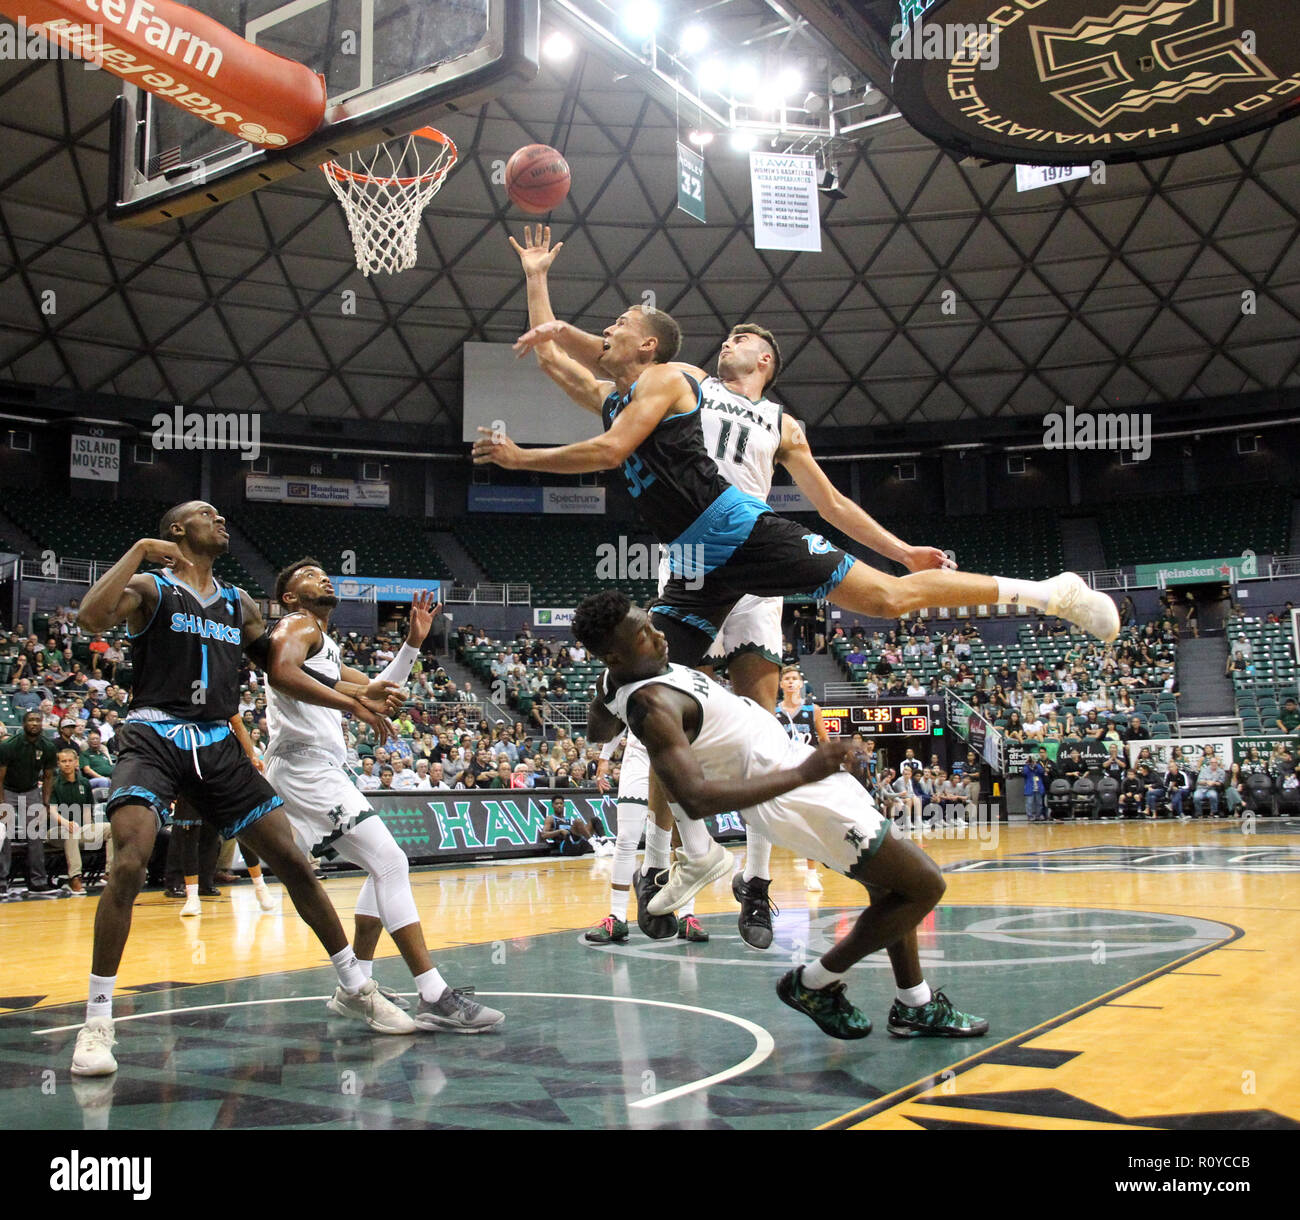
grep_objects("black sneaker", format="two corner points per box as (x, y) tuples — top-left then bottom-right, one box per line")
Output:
(633, 866), (678, 940)
(887, 988), (989, 1038)
(777, 966), (872, 1039)
(731, 872), (777, 950)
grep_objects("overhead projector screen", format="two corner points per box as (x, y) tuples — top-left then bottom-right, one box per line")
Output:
(462, 342), (603, 445)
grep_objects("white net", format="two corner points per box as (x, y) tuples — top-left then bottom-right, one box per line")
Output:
(322, 128), (458, 275)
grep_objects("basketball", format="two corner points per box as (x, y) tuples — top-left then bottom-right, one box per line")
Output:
(505, 144), (571, 214)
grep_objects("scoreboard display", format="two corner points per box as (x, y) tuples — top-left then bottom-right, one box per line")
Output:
(820, 703), (939, 737)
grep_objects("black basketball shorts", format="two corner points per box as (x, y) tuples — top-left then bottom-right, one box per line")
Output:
(651, 514), (856, 668)
(106, 721), (283, 840)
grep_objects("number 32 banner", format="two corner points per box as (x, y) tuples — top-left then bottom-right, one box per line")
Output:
(676, 141), (705, 223)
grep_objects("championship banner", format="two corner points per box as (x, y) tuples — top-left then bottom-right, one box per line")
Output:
(4, 0), (326, 145)
(366, 788), (746, 864)
(69, 433), (119, 482)
(1133, 555), (1259, 587)
(749, 150), (821, 253)
(245, 473), (389, 508)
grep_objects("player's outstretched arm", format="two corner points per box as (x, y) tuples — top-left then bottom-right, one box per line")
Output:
(472, 363), (687, 473)
(777, 416), (954, 573)
(631, 686), (856, 819)
(77, 538), (177, 633)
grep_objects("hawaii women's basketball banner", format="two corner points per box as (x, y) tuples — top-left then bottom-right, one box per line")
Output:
(3, 0), (326, 145)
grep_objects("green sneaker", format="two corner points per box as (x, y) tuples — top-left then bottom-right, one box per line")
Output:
(677, 915), (709, 942)
(776, 967), (872, 1040)
(887, 988), (989, 1038)
(585, 914), (629, 944)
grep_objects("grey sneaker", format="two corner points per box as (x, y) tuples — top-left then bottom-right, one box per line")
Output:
(414, 987), (504, 1034)
(326, 978), (417, 1034)
(375, 982), (411, 1010)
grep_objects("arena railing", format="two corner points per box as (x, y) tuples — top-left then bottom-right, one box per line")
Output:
(542, 700), (590, 735)
(1269, 555), (1300, 578)
(444, 583), (532, 605)
(20, 556), (96, 583)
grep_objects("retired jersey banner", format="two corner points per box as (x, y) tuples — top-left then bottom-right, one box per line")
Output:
(676, 141), (706, 222)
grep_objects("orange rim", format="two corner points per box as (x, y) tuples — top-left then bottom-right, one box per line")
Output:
(322, 127), (458, 187)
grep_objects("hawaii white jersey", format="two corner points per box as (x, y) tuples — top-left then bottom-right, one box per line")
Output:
(265, 616), (346, 763)
(698, 376), (783, 500)
(605, 663), (792, 787)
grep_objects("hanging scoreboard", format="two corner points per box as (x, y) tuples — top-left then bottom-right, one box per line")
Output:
(819, 702), (942, 737)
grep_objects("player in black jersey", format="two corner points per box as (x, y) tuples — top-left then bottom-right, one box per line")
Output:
(473, 229), (1120, 669)
(70, 502), (416, 1077)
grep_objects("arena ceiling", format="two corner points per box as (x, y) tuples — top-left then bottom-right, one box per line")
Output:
(1, 1), (1299, 435)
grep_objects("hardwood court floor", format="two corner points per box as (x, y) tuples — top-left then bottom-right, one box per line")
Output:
(2, 819), (1297, 1130)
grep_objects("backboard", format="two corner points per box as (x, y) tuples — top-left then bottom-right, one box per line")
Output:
(108, 0), (537, 225)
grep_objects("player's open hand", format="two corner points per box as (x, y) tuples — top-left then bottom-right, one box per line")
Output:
(798, 738), (856, 784)
(407, 590), (441, 645)
(901, 544), (956, 572)
(136, 538), (185, 568)
(512, 320), (566, 356)
(508, 224), (564, 276)
(472, 426), (523, 468)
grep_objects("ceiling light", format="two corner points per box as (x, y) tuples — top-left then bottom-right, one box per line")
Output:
(730, 62), (759, 96)
(830, 74), (853, 95)
(802, 91), (826, 114)
(863, 85), (885, 107)
(730, 130), (757, 151)
(680, 23), (709, 54)
(542, 31), (573, 62)
(622, 2), (659, 38)
(778, 67), (803, 97)
(687, 129), (714, 147)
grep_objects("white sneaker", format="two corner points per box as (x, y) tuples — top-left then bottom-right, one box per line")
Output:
(645, 840), (731, 915)
(71, 1017), (118, 1077)
(1045, 572), (1120, 642)
(253, 882), (277, 912)
(805, 869), (824, 892)
(179, 894), (202, 917)
(326, 978), (417, 1034)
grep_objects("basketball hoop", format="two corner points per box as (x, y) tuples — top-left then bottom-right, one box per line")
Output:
(322, 127), (458, 275)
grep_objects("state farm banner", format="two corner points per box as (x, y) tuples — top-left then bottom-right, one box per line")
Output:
(245, 473), (389, 508)
(4, 0), (326, 146)
(69, 433), (119, 482)
(542, 487), (605, 515)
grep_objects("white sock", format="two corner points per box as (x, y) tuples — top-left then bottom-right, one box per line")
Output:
(897, 981), (932, 1008)
(414, 967), (448, 1003)
(801, 959), (847, 990)
(674, 810), (714, 858)
(253, 875), (269, 890)
(330, 945), (365, 993)
(644, 822), (671, 871)
(996, 577), (1052, 612)
(357, 958), (374, 980)
(185, 882), (198, 898)
(610, 887), (630, 920)
(744, 831), (772, 883)
(87, 973), (116, 1021)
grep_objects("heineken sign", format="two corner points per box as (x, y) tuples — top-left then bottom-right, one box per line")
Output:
(1134, 552), (1258, 587)
(890, 0), (1300, 166)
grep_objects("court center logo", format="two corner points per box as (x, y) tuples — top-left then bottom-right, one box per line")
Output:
(1030, 0), (1276, 128)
